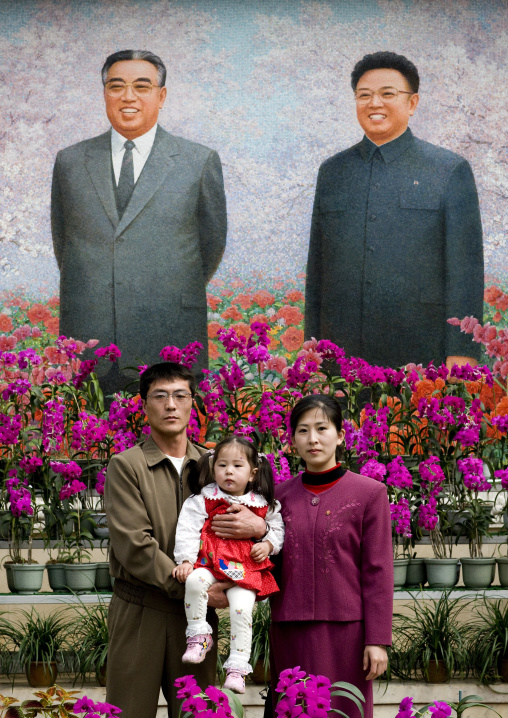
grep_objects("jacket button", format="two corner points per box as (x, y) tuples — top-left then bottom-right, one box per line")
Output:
(108, 282), (113, 289)
(311, 497), (320, 506)
(368, 246), (374, 253)
(170, 589), (178, 597)
(116, 236), (124, 243)
(370, 214), (376, 221)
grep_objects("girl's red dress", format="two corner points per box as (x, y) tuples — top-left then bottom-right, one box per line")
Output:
(194, 496), (279, 599)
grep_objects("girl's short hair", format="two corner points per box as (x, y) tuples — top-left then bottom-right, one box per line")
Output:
(290, 394), (344, 464)
(188, 435), (276, 508)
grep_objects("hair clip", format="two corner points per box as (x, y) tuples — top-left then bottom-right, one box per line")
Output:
(258, 452), (267, 461)
(207, 449), (215, 456)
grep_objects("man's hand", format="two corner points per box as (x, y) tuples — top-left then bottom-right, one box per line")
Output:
(250, 540), (272, 563)
(172, 561), (194, 583)
(211, 503), (266, 539)
(207, 580), (234, 609)
(363, 645), (388, 680)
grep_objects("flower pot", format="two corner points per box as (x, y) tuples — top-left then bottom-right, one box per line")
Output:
(425, 659), (450, 683)
(90, 512), (109, 538)
(64, 564), (98, 593)
(405, 558), (427, 588)
(424, 558), (459, 588)
(46, 563), (70, 593)
(499, 657), (508, 683)
(503, 513), (508, 532)
(6, 564), (45, 594)
(26, 661), (58, 688)
(95, 561), (112, 591)
(250, 658), (270, 685)
(497, 557), (508, 587)
(393, 558), (410, 588)
(461, 557), (495, 589)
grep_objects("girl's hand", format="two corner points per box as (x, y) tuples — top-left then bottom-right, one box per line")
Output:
(172, 561), (194, 583)
(250, 540), (273, 563)
(363, 645), (388, 680)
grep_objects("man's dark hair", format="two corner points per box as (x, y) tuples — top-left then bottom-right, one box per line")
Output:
(351, 51), (419, 94)
(101, 50), (166, 87)
(139, 362), (196, 400)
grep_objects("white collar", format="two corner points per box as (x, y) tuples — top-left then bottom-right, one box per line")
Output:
(110, 124), (158, 159)
(201, 482), (267, 508)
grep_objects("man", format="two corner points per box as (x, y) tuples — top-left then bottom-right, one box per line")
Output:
(105, 361), (268, 718)
(305, 51), (484, 369)
(52, 50), (227, 394)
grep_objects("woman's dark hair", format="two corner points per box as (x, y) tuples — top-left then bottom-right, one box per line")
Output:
(290, 394), (344, 464)
(351, 51), (420, 94)
(188, 435), (276, 509)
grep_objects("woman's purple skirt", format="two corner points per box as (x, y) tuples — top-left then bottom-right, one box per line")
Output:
(270, 620), (373, 718)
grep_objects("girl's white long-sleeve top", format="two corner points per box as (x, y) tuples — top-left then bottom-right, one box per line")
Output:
(173, 482), (285, 566)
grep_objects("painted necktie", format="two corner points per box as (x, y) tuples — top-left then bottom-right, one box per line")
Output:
(116, 139), (135, 216)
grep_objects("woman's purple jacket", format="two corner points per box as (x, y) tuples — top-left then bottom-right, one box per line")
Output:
(271, 470), (393, 646)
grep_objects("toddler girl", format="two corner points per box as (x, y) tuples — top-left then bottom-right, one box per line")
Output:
(172, 436), (284, 693)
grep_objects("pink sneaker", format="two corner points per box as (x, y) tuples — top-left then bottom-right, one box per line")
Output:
(182, 634), (214, 664)
(224, 669), (245, 694)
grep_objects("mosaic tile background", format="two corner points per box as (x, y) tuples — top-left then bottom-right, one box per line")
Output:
(1, 0), (507, 297)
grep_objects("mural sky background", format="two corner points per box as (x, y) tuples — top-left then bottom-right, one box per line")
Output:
(1, 0), (507, 297)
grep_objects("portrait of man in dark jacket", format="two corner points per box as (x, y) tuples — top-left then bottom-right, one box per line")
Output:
(305, 51), (484, 369)
(51, 50), (227, 394)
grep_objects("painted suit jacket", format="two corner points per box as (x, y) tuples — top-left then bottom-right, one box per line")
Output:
(51, 125), (227, 383)
(305, 128), (484, 368)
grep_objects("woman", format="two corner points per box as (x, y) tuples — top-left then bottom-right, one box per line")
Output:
(269, 394), (393, 718)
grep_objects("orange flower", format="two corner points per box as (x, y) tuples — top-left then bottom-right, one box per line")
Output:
(285, 289), (304, 303)
(493, 311), (502, 323)
(495, 397), (508, 416)
(27, 303), (52, 324)
(0, 314), (13, 333)
(48, 296), (60, 308)
(208, 340), (220, 360)
(276, 305), (304, 325)
(207, 294), (222, 311)
(479, 383), (505, 411)
(233, 293), (253, 310)
(231, 322), (251, 340)
(268, 336), (280, 350)
(484, 285), (503, 305)
(207, 321), (222, 339)
(280, 327), (304, 352)
(465, 381), (481, 395)
(221, 306), (243, 322)
(252, 290), (275, 309)
(44, 317), (60, 335)
(410, 378), (446, 407)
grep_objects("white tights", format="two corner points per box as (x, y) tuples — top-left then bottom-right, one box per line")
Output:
(184, 567), (256, 674)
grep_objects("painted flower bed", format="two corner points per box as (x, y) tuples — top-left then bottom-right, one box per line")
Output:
(0, 281), (507, 562)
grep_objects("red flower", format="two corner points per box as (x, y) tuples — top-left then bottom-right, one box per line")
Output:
(285, 289), (304, 303)
(251, 313), (268, 324)
(27, 303), (52, 324)
(207, 294), (222, 311)
(221, 306), (243, 322)
(0, 335), (17, 351)
(252, 290), (275, 309)
(276, 305), (304, 325)
(0, 314), (13, 333)
(207, 321), (222, 338)
(48, 296), (60, 308)
(231, 322), (251, 339)
(220, 289), (234, 298)
(44, 317), (60, 335)
(233, 293), (253, 310)
(484, 286), (503, 305)
(208, 340), (220, 360)
(280, 327), (304, 352)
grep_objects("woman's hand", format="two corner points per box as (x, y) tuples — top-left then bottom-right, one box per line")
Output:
(211, 503), (266, 539)
(363, 645), (388, 680)
(172, 561), (194, 583)
(250, 540), (273, 563)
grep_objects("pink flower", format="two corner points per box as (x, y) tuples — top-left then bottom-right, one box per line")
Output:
(95, 344), (121, 362)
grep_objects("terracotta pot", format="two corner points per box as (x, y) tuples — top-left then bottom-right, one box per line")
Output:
(26, 661), (58, 688)
(250, 658), (270, 685)
(425, 659), (450, 683)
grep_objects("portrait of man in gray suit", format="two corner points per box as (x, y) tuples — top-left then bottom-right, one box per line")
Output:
(305, 51), (484, 370)
(51, 50), (227, 394)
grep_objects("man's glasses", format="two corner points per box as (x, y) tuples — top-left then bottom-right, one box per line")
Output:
(105, 81), (161, 97)
(146, 391), (193, 404)
(354, 87), (414, 104)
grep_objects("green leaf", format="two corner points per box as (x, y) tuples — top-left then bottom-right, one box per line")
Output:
(220, 689), (244, 718)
